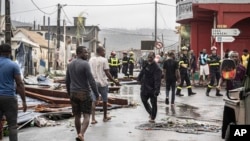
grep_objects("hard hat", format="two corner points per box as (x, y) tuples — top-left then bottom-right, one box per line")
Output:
(181, 46), (188, 51)
(129, 51), (134, 55)
(211, 46), (217, 51)
(111, 51), (116, 55)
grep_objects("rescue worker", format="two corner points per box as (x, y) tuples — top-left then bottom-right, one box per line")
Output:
(206, 46), (223, 96)
(108, 51), (119, 80)
(122, 51), (129, 78)
(176, 46), (196, 96)
(128, 51), (135, 78)
(241, 49), (249, 69)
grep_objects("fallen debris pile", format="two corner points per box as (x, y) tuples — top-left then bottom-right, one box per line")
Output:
(135, 119), (221, 134)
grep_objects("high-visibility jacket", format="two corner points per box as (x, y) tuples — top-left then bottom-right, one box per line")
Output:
(109, 57), (119, 67)
(241, 54), (249, 68)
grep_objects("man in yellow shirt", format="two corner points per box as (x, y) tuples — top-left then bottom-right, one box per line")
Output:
(241, 49), (249, 69)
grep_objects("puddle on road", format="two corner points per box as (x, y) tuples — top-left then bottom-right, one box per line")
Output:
(166, 104), (201, 119)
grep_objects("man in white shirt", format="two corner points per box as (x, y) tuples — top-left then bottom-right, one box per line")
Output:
(89, 46), (120, 124)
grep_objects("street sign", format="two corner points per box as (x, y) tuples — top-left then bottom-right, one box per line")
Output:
(212, 28), (240, 36)
(216, 36), (235, 42)
(155, 41), (163, 49)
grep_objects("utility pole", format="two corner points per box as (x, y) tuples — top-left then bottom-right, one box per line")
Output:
(5, 0), (11, 45)
(154, 0), (157, 43)
(48, 17), (50, 72)
(57, 3), (61, 49)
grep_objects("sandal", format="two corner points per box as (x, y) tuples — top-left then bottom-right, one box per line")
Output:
(91, 120), (98, 124)
(103, 116), (111, 122)
(76, 134), (84, 141)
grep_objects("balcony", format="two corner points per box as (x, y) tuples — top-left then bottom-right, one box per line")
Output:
(176, 0), (250, 21)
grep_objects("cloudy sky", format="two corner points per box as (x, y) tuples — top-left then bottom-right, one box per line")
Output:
(7, 0), (177, 29)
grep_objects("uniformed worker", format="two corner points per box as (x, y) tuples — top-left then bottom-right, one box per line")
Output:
(122, 51), (129, 78)
(128, 51), (135, 78)
(108, 51), (119, 80)
(176, 46), (196, 96)
(241, 49), (249, 69)
(206, 46), (223, 96)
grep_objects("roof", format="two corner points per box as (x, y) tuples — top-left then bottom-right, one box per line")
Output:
(14, 28), (48, 48)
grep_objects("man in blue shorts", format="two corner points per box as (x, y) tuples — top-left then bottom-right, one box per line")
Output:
(89, 46), (120, 124)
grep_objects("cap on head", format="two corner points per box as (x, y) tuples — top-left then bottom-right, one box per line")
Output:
(123, 51), (127, 54)
(181, 46), (188, 51)
(211, 46), (217, 51)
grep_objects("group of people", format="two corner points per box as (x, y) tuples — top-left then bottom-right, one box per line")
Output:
(108, 51), (135, 81)
(137, 45), (249, 124)
(0, 41), (249, 141)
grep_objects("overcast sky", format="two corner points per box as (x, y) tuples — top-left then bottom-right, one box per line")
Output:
(8, 0), (177, 30)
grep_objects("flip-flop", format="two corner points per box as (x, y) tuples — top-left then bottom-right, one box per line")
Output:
(91, 120), (98, 124)
(76, 134), (84, 141)
(103, 117), (111, 122)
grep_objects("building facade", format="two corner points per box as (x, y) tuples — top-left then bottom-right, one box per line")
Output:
(176, 0), (250, 57)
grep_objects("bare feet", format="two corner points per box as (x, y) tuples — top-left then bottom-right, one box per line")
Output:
(103, 116), (111, 122)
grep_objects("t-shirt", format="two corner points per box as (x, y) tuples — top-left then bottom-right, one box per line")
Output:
(89, 55), (110, 87)
(163, 59), (179, 80)
(66, 58), (98, 96)
(0, 57), (21, 96)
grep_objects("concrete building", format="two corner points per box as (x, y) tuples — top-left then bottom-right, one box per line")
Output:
(176, 0), (250, 57)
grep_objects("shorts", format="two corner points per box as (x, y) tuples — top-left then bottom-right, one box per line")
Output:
(199, 64), (209, 76)
(70, 91), (92, 115)
(92, 82), (108, 102)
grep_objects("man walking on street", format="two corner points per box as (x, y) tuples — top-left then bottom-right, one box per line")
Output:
(176, 46), (196, 96)
(89, 46), (120, 124)
(66, 46), (100, 141)
(198, 49), (210, 86)
(0, 43), (27, 141)
(137, 52), (162, 123)
(206, 46), (223, 96)
(163, 52), (180, 105)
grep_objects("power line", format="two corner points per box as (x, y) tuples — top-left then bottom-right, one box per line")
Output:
(30, 0), (57, 15)
(102, 28), (178, 42)
(66, 2), (154, 7)
(158, 2), (176, 7)
(61, 7), (73, 24)
(12, 5), (56, 15)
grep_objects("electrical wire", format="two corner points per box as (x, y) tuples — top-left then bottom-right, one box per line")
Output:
(102, 28), (178, 42)
(11, 5), (56, 15)
(66, 2), (154, 7)
(61, 7), (73, 24)
(157, 2), (176, 7)
(30, 0), (57, 15)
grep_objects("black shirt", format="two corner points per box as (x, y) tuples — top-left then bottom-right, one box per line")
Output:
(163, 59), (179, 80)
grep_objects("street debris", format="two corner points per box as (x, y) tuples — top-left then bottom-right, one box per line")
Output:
(135, 118), (221, 134)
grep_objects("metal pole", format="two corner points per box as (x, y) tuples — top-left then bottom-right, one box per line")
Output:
(5, 0), (11, 45)
(154, 0), (157, 43)
(63, 19), (66, 70)
(48, 17), (50, 72)
(57, 3), (61, 49)
(221, 42), (223, 59)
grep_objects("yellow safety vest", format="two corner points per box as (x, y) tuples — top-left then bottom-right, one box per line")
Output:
(242, 54), (249, 68)
(109, 58), (119, 67)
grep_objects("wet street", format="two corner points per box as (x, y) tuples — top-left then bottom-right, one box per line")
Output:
(3, 84), (225, 141)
